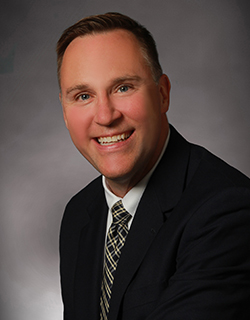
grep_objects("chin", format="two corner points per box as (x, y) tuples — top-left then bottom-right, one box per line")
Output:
(101, 169), (131, 182)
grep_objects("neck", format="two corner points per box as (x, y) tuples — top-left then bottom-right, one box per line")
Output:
(105, 179), (131, 198)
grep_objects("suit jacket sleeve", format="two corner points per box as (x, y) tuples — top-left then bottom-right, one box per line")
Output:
(145, 187), (250, 320)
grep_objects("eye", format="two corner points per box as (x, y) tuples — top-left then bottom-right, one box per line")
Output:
(78, 93), (90, 101)
(118, 85), (129, 93)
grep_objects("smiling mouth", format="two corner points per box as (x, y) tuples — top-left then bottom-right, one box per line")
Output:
(97, 132), (132, 145)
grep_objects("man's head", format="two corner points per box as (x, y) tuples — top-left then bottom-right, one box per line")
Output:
(57, 12), (163, 87)
(58, 13), (170, 197)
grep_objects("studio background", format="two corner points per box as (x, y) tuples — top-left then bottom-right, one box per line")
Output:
(1, 0), (249, 319)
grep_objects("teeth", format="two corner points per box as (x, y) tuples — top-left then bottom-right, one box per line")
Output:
(98, 132), (131, 145)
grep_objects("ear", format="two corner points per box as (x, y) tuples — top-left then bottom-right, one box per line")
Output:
(158, 74), (171, 113)
(59, 92), (69, 129)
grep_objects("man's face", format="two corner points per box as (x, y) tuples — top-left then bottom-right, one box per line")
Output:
(60, 29), (170, 195)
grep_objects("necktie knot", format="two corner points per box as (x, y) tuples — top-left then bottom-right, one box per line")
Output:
(111, 200), (131, 225)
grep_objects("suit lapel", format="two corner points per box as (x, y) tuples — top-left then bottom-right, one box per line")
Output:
(108, 126), (191, 319)
(73, 185), (108, 320)
(108, 186), (164, 319)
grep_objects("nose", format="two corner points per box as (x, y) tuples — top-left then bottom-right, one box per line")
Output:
(94, 95), (121, 126)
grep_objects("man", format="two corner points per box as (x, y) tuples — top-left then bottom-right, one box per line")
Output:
(57, 12), (250, 320)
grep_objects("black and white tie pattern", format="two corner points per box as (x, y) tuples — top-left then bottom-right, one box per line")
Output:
(100, 200), (131, 319)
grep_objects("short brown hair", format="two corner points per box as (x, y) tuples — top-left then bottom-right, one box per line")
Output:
(56, 12), (163, 86)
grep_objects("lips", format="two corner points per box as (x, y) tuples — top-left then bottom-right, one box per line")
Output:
(97, 132), (132, 145)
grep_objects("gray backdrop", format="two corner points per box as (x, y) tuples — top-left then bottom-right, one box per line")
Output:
(1, 0), (250, 319)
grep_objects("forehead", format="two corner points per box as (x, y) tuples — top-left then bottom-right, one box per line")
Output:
(61, 29), (149, 73)
(60, 29), (152, 90)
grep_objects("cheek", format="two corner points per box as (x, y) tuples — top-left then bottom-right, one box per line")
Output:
(125, 94), (161, 127)
(122, 95), (150, 122)
(65, 109), (91, 141)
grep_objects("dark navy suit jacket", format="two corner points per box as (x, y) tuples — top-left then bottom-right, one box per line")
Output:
(60, 126), (250, 319)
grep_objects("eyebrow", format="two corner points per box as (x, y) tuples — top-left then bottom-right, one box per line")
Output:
(65, 75), (143, 96)
(111, 75), (143, 85)
(66, 84), (89, 96)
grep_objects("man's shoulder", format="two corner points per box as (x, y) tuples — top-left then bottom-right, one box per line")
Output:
(147, 126), (250, 212)
(65, 175), (103, 210)
(60, 175), (104, 234)
(167, 125), (250, 189)
(62, 175), (103, 225)
(188, 143), (250, 189)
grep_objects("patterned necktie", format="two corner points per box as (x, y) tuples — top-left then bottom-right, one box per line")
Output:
(100, 200), (132, 319)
